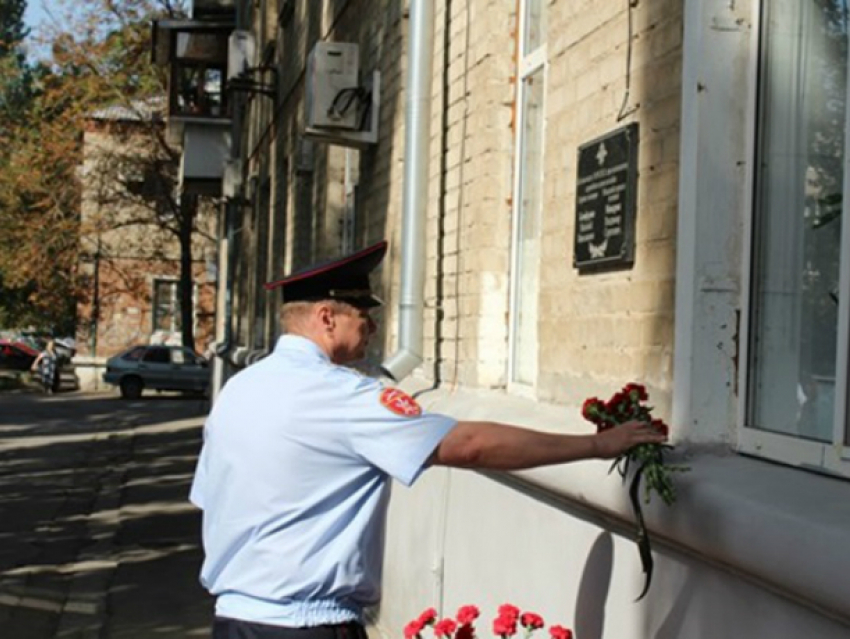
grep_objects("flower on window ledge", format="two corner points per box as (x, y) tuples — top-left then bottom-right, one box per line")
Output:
(582, 382), (689, 600)
(405, 605), (572, 639)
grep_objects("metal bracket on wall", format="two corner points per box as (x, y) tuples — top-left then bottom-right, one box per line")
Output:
(227, 66), (278, 99)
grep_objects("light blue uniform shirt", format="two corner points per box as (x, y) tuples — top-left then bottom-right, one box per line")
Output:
(190, 335), (457, 627)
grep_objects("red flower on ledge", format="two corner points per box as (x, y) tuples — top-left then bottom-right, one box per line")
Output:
(405, 605), (572, 639)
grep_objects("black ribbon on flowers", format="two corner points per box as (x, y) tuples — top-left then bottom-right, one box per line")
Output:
(611, 451), (653, 601)
(628, 462), (653, 602)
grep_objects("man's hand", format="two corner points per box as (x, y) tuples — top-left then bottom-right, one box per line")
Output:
(592, 420), (668, 459)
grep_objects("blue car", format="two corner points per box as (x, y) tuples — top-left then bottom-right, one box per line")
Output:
(103, 344), (210, 399)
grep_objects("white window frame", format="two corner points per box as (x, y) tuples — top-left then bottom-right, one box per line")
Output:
(675, 0), (850, 480)
(507, 1), (547, 395)
(736, 0), (850, 476)
(152, 277), (199, 337)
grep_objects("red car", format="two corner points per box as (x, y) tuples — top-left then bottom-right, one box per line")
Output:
(0, 339), (39, 371)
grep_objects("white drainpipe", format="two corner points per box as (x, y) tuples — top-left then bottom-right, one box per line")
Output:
(380, 0), (435, 381)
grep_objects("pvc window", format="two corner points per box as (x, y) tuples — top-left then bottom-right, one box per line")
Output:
(508, 1), (547, 390)
(740, 0), (850, 475)
(153, 279), (182, 334)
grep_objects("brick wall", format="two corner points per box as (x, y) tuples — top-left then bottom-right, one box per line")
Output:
(248, 0), (682, 418)
(77, 122), (218, 361)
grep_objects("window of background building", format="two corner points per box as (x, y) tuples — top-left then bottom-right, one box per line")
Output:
(743, 0), (850, 474)
(170, 30), (228, 118)
(153, 279), (182, 334)
(509, 0), (547, 388)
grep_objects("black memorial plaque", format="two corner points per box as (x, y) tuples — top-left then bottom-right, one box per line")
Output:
(573, 123), (638, 271)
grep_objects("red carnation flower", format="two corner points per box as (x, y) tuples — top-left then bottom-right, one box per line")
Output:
(434, 619), (457, 638)
(405, 620), (425, 639)
(493, 616), (517, 637)
(419, 608), (438, 626)
(497, 604), (520, 621)
(519, 612), (544, 629)
(608, 391), (630, 414)
(549, 626), (572, 639)
(624, 382), (648, 401)
(651, 418), (669, 436)
(456, 606), (480, 625)
(581, 397), (606, 423)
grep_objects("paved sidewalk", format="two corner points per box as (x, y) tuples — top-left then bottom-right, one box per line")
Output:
(0, 390), (213, 638)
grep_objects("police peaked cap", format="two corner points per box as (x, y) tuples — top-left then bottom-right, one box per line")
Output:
(264, 241), (387, 308)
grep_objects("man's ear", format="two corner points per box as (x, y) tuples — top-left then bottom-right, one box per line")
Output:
(316, 302), (336, 332)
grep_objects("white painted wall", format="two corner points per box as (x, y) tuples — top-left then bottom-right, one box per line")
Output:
(375, 386), (850, 639)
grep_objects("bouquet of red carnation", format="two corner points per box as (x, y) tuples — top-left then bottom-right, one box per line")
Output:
(405, 604), (572, 639)
(581, 382), (688, 600)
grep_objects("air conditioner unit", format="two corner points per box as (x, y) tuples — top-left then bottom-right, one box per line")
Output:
(228, 30), (257, 79)
(306, 42), (361, 130)
(304, 70), (381, 148)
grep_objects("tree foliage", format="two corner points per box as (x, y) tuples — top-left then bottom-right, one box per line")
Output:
(0, 0), (214, 350)
(0, 0), (36, 122)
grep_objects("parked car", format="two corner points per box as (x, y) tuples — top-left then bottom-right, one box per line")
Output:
(0, 339), (39, 371)
(103, 344), (210, 399)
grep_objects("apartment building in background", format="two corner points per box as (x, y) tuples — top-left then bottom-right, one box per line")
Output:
(75, 100), (217, 389)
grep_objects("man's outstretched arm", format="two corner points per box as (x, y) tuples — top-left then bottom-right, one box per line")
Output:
(429, 420), (666, 470)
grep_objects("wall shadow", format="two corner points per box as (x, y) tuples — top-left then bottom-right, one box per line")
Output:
(573, 532), (614, 639)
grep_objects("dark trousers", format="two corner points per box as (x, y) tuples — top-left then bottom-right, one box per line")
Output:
(213, 617), (369, 639)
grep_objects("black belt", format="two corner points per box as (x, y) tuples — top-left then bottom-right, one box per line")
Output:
(213, 617), (369, 639)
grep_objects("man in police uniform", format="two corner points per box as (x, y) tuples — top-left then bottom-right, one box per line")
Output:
(190, 240), (665, 639)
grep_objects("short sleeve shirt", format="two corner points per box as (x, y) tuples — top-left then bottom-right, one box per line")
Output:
(189, 335), (457, 627)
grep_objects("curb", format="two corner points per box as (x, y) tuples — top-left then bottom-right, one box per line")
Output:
(0, 372), (35, 392)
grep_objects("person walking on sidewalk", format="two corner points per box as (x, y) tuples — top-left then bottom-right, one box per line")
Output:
(31, 339), (58, 395)
(190, 240), (666, 639)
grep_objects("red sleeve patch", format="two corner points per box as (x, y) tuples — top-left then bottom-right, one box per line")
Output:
(380, 388), (422, 417)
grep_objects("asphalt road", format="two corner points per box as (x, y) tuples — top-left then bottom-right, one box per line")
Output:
(0, 388), (214, 638)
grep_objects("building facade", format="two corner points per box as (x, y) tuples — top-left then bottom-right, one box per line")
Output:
(161, 1), (850, 637)
(75, 103), (217, 389)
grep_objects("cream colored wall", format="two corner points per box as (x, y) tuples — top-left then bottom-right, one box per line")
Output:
(263, 0), (680, 396)
(537, 3), (680, 417)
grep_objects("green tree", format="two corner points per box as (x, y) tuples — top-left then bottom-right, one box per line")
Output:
(0, 0), (212, 351)
(0, 0), (66, 330)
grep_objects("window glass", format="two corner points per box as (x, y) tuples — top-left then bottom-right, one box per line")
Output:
(749, 0), (847, 442)
(512, 68), (545, 385)
(172, 349), (186, 365)
(122, 346), (146, 361)
(153, 280), (182, 334)
(523, 0), (546, 55)
(171, 30), (228, 118)
(142, 347), (170, 364)
(174, 64), (226, 116)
